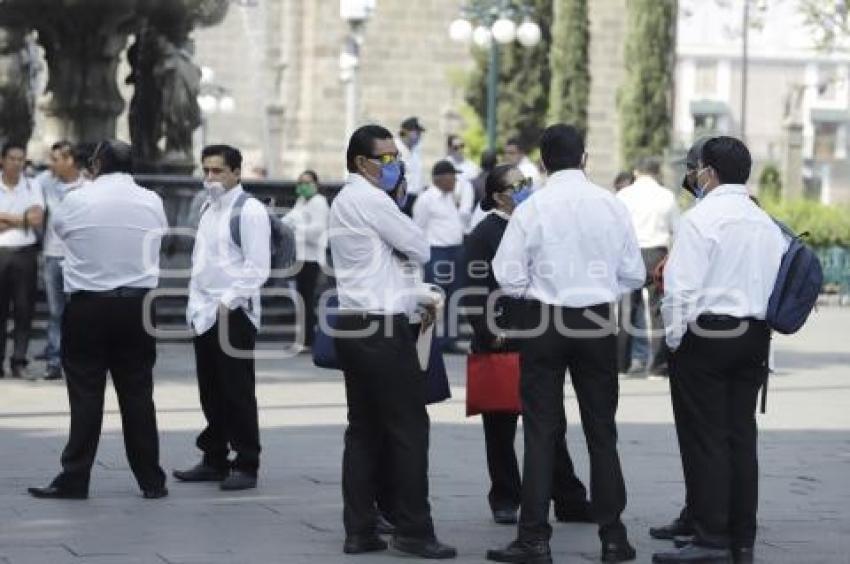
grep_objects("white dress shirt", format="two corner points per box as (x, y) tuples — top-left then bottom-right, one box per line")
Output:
(329, 174), (430, 316)
(412, 183), (474, 247)
(661, 184), (788, 350)
(447, 155), (480, 184)
(397, 139), (425, 196)
(518, 156), (542, 191)
(0, 173), (43, 248)
(493, 169), (646, 308)
(37, 170), (87, 258)
(282, 193), (329, 263)
(54, 173), (167, 293)
(187, 185), (271, 334)
(617, 175), (680, 249)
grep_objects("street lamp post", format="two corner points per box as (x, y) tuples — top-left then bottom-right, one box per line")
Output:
(340, 0), (375, 141)
(449, 1), (542, 150)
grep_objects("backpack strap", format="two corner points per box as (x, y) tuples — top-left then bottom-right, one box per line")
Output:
(229, 191), (252, 250)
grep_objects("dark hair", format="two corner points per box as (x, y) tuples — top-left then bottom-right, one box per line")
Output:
(480, 149), (498, 172)
(635, 156), (662, 176)
(505, 137), (524, 152)
(447, 134), (460, 150)
(346, 124), (394, 173)
(700, 136), (752, 185)
(1, 141), (26, 158)
(481, 164), (518, 211)
(540, 124), (585, 173)
(51, 140), (72, 153)
(75, 142), (99, 173)
(202, 144), (243, 172)
(93, 140), (133, 174)
(614, 171), (635, 187)
(299, 169), (320, 184)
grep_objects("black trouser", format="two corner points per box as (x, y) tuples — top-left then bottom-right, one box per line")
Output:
(295, 260), (320, 347)
(483, 409), (588, 513)
(52, 291), (165, 492)
(0, 245), (38, 368)
(670, 316), (770, 550)
(518, 302), (627, 543)
(193, 308), (261, 474)
(335, 313), (435, 539)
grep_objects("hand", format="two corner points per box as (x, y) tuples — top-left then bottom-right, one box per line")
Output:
(419, 302), (437, 330)
(491, 333), (507, 350)
(653, 256), (668, 293)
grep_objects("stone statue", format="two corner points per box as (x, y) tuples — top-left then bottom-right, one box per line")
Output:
(127, 24), (163, 163)
(153, 35), (202, 164)
(0, 26), (36, 145)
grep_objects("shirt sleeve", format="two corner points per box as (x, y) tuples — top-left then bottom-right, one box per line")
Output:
(302, 196), (330, 242)
(458, 180), (475, 227)
(667, 195), (681, 239)
(661, 216), (711, 350)
(412, 190), (430, 233)
(367, 193), (430, 265)
(493, 214), (530, 298)
(221, 200), (272, 309)
(616, 204), (647, 292)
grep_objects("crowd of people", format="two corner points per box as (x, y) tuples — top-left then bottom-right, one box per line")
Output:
(1, 114), (795, 564)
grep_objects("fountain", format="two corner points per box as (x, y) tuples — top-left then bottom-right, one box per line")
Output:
(0, 0), (229, 172)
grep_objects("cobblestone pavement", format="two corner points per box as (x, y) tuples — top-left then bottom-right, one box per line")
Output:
(1, 308), (848, 563)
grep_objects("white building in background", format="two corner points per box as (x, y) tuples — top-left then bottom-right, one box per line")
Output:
(675, 0), (850, 203)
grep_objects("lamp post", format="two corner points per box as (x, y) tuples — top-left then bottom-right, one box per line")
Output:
(449, 1), (542, 150)
(197, 66), (236, 148)
(340, 0), (375, 141)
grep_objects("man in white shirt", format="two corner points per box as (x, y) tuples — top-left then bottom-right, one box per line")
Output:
(28, 140), (168, 500)
(445, 134), (480, 184)
(282, 169), (329, 348)
(504, 137), (541, 190)
(396, 117), (426, 214)
(487, 125), (644, 564)
(0, 141), (44, 380)
(654, 137), (787, 564)
(413, 160), (474, 351)
(329, 125), (456, 559)
(174, 145), (270, 492)
(36, 141), (88, 381)
(617, 157), (680, 377)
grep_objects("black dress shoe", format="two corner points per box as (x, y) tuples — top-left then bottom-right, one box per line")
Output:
(142, 486), (168, 499)
(732, 547), (754, 564)
(650, 516), (696, 540)
(172, 462), (228, 482)
(674, 537), (696, 549)
(486, 539), (552, 564)
(28, 485), (88, 500)
(554, 500), (594, 523)
(601, 539), (637, 563)
(391, 535), (457, 559)
(343, 534), (388, 554)
(220, 470), (257, 491)
(376, 513), (396, 535)
(492, 507), (518, 525)
(652, 545), (732, 563)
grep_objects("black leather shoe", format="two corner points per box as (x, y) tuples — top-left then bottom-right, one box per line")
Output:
(601, 539), (637, 563)
(220, 470), (257, 491)
(492, 507), (518, 525)
(554, 500), (594, 523)
(343, 534), (388, 554)
(486, 539), (552, 563)
(28, 485), (88, 500)
(674, 537), (695, 549)
(732, 547), (754, 564)
(652, 545), (732, 563)
(173, 462), (228, 482)
(391, 535), (457, 559)
(376, 513), (396, 535)
(650, 516), (695, 540)
(142, 486), (168, 499)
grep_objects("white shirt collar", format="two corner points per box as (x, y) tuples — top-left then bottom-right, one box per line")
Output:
(703, 184), (749, 200)
(546, 169), (587, 185)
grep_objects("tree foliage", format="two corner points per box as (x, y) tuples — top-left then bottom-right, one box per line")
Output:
(618, 0), (677, 167)
(547, 0), (589, 137)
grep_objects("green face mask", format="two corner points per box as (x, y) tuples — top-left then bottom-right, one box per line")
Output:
(296, 182), (317, 199)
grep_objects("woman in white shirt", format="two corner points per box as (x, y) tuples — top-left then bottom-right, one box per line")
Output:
(283, 170), (329, 348)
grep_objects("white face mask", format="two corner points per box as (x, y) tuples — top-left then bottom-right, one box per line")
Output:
(204, 180), (226, 201)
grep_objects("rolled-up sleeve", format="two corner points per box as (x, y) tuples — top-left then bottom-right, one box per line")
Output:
(493, 216), (530, 298)
(370, 195), (430, 265)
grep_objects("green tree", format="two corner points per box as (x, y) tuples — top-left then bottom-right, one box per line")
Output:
(618, 0), (677, 167)
(466, 0), (553, 151)
(547, 0), (589, 137)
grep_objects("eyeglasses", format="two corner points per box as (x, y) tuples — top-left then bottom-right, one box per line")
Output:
(87, 141), (105, 169)
(451, 144), (465, 151)
(368, 153), (399, 165)
(502, 177), (532, 192)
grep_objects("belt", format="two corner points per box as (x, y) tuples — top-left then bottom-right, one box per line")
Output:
(697, 314), (761, 323)
(0, 244), (38, 254)
(72, 287), (150, 299)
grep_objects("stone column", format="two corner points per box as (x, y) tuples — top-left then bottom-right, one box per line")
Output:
(783, 121), (804, 200)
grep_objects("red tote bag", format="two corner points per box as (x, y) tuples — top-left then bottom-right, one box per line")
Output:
(466, 352), (522, 417)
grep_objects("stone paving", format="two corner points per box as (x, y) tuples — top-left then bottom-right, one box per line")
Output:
(0, 308), (848, 563)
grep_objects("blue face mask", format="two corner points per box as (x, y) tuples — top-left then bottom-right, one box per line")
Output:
(512, 187), (533, 206)
(378, 161), (403, 192)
